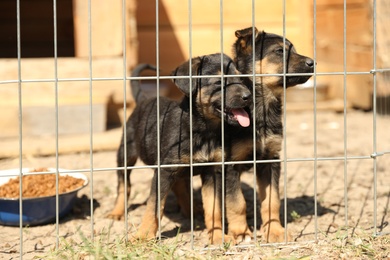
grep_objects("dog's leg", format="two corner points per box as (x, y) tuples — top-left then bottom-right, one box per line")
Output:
(225, 166), (252, 243)
(171, 174), (193, 218)
(134, 169), (172, 240)
(257, 161), (291, 242)
(201, 171), (236, 245)
(106, 168), (132, 220)
(107, 136), (137, 220)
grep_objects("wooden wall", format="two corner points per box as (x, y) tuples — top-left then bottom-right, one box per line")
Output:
(376, 1), (390, 97)
(136, 0), (313, 76)
(135, 0), (384, 111)
(1, 0), (384, 137)
(0, 0), (137, 137)
(315, 0), (375, 110)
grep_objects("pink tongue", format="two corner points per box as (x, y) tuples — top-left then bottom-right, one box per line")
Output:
(231, 108), (250, 127)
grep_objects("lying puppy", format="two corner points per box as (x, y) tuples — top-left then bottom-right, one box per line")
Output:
(109, 53), (253, 244)
(230, 27), (315, 242)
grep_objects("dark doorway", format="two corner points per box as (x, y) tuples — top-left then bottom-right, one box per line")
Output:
(0, 0), (75, 58)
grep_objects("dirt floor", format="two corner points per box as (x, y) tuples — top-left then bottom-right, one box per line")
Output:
(0, 110), (389, 259)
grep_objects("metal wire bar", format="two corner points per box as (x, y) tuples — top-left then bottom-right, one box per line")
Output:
(52, 0), (60, 250)
(121, 0), (129, 241)
(312, 0), (319, 242)
(1, 154), (377, 180)
(187, 0), (195, 249)
(88, 0), (96, 242)
(155, 0), (162, 241)
(250, 0), (258, 243)
(371, 0), (379, 237)
(16, 0), (23, 257)
(5, 70), (389, 85)
(282, 0), (289, 244)
(219, 0), (226, 244)
(342, 0), (349, 232)
(2, 154), (379, 187)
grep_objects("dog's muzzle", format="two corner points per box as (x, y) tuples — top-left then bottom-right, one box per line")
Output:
(224, 86), (252, 127)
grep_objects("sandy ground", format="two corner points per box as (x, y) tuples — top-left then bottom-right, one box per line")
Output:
(0, 110), (389, 259)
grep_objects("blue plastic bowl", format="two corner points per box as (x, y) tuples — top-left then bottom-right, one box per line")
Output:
(0, 168), (88, 226)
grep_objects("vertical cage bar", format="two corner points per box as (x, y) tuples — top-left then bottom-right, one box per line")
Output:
(52, 0), (60, 249)
(121, 0), (129, 238)
(281, 0), (288, 243)
(187, 0), (195, 249)
(342, 0), (349, 231)
(88, 0), (95, 240)
(219, 0), (226, 244)
(16, 0), (23, 257)
(155, 0), (162, 240)
(250, 0), (257, 243)
(312, 0), (319, 241)
(371, 0), (378, 237)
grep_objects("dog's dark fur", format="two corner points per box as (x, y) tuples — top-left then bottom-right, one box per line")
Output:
(229, 27), (315, 242)
(108, 53), (254, 244)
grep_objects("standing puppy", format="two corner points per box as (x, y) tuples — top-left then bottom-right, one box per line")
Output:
(109, 53), (253, 244)
(232, 27), (315, 242)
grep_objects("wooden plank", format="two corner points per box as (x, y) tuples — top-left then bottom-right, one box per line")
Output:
(126, 0), (139, 70)
(0, 105), (19, 138)
(137, 25), (313, 73)
(346, 74), (372, 110)
(0, 57), (130, 105)
(286, 99), (352, 113)
(376, 1), (390, 95)
(0, 128), (122, 158)
(136, 0), (313, 71)
(22, 103), (107, 136)
(322, 68), (373, 110)
(0, 57), (126, 80)
(73, 0), (124, 57)
(316, 0), (367, 7)
(314, 0), (374, 109)
(137, 0), (310, 28)
(316, 6), (372, 47)
(0, 56), (135, 137)
(316, 44), (372, 71)
(0, 85), (108, 137)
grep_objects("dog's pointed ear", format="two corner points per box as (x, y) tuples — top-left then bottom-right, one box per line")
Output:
(171, 56), (204, 96)
(234, 27), (260, 54)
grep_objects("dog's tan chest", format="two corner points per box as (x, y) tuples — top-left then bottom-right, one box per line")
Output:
(257, 133), (282, 158)
(178, 145), (224, 164)
(193, 147), (224, 163)
(230, 139), (254, 161)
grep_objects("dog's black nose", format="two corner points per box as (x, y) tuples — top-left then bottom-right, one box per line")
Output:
(306, 58), (314, 67)
(242, 92), (251, 101)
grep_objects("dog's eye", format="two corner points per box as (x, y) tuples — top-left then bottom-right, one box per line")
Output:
(274, 48), (284, 54)
(215, 80), (222, 86)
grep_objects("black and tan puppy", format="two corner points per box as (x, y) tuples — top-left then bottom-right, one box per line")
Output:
(107, 63), (194, 221)
(231, 27), (314, 242)
(109, 53), (253, 244)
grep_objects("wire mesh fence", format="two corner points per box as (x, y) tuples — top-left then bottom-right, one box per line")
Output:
(0, 0), (389, 259)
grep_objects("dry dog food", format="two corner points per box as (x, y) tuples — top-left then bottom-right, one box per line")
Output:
(0, 168), (85, 198)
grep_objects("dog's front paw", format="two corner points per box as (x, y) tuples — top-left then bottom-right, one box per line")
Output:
(106, 210), (124, 220)
(208, 229), (236, 245)
(229, 226), (252, 244)
(260, 221), (292, 243)
(130, 229), (157, 242)
(130, 234), (155, 243)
